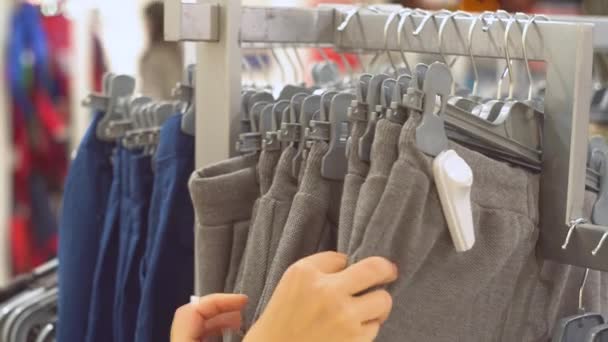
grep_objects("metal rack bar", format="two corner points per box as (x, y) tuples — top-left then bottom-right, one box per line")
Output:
(167, 2), (608, 271)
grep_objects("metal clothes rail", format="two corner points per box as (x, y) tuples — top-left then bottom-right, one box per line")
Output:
(165, 2), (608, 271)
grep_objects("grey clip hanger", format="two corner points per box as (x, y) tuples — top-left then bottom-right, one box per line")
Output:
(278, 84), (312, 101)
(292, 94), (322, 178)
(106, 96), (150, 140)
(307, 91), (338, 148)
(322, 92), (356, 180)
(586, 324), (608, 342)
(416, 62), (452, 157)
(552, 265), (604, 342)
(590, 137), (608, 225)
(260, 103), (280, 151)
(96, 74), (135, 141)
(82, 73), (113, 112)
(386, 73), (412, 124)
(241, 90), (257, 133)
(346, 74), (373, 159)
(180, 64), (196, 136)
(279, 93), (308, 145)
(237, 101), (269, 153)
(358, 74), (390, 162)
(396, 63), (428, 125)
(248, 92), (275, 115)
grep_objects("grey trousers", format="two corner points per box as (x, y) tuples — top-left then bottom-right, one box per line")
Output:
(351, 114), (540, 341)
(233, 147), (298, 328)
(347, 118), (402, 256)
(255, 141), (342, 318)
(189, 153), (259, 296)
(225, 149), (282, 294)
(337, 121), (370, 253)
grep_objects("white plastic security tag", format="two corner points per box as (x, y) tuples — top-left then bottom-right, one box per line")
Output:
(433, 149), (475, 252)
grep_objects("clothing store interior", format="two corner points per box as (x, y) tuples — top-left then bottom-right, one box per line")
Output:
(4, 0), (608, 341)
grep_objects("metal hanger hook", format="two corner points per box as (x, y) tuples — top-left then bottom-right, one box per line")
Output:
(468, 11), (497, 97)
(270, 47), (286, 86)
(522, 15), (550, 101)
(398, 8), (425, 75)
(412, 9), (452, 36)
(384, 11), (402, 76)
(562, 217), (588, 250)
(504, 12), (531, 99)
(336, 6), (368, 73)
(592, 231), (608, 256)
(579, 268), (590, 312)
(438, 10), (473, 94)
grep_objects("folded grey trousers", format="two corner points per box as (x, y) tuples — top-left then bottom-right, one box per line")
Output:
(189, 153), (259, 296)
(347, 118), (402, 256)
(255, 141), (343, 319)
(337, 121), (370, 253)
(351, 113), (539, 342)
(233, 147), (298, 329)
(224, 149), (282, 294)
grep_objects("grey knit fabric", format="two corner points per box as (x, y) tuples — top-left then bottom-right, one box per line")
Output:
(347, 118), (402, 256)
(337, 120), (370, 253)
(351, 113), (540, 341)
(223, 149), (282, 293)
(189, 154), (259, 297)
(233, 147), (299, 329)
(255, 141), (342, 319)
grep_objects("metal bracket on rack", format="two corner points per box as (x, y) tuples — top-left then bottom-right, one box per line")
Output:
(165, 0), (220, 42)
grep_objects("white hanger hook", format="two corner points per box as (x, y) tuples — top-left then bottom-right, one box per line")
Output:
(592, 231), (608, 256)
(522, 14), (550, 101)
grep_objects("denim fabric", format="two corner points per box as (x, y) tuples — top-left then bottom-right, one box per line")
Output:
(135, 114), (195, 342)
(57, 112), (114, 342)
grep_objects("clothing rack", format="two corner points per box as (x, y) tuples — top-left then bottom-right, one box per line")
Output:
(165, 3), (608, 272)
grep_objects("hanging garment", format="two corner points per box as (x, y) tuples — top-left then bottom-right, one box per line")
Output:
(233, 147), (299, 329)
(114, 153), (154, 342)
(85, 146), (125, 342)
(114, 147), (135, 341)
(350, 114), (539, 342)
(337, 119), (370, 253)
(255, 141), (342, 318)
(57, 113), (114, 342)
(225, 148), (282, 294)
(346, 118), (401, 256)
(189, 153), (259, 297)
(134, 114), (195, 342)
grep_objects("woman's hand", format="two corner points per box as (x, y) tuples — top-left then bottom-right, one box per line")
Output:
(244, 252), (398, 342)
(170, 293), (248, 342)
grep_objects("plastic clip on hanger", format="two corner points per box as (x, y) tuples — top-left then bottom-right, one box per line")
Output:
(237, 100), (271, 154)
(345, 74), (372, 159)
(82, 72), (114, 113)
(260, 103), (280, 151)
(322, 92), (356, 180)
(96, 74), (136, 141)
(279, 93), (308, 147)
(358, 73), (389, 162)
(292, 94), (322, 178)
(178, 64), (196, 136)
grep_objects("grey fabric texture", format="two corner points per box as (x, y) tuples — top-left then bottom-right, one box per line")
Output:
(337, 120), (370, 253)
(224, 149), (282, 293)
(233, 147), (299, 329)
(255, 141), (342, 319)
(347, 118), (402, 256)
(189, 154), (259, 297)
(351, 113), (540, 341)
